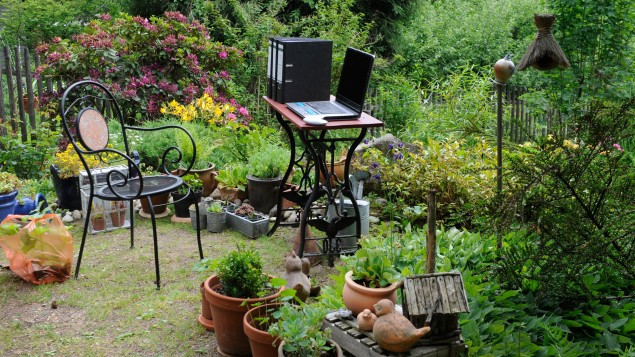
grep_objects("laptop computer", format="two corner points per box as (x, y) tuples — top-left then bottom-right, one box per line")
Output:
(287, 47), (374, 120)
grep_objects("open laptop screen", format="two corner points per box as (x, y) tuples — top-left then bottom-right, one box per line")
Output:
(336, 48), (374, 113)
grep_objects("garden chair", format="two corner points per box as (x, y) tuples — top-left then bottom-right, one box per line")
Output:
(59, 80), (203, 289)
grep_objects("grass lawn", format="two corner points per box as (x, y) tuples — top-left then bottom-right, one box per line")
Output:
(0, 215), (339, 356)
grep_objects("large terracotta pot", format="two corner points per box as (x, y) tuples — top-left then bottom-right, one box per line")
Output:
(243, 303), (282, 357)
(204, 275), (282, 356)
(278, 340), (343, 357)
(173, 164), (217, 197)
(198, 281), (214, 330)
(342, 270), (399, 316)
(319, 159), (347, 184)
(139, 192), (170, 214)
(218, 185), (248, 202)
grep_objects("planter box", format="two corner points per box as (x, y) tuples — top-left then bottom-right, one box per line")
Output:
(225, 204), (269, 239)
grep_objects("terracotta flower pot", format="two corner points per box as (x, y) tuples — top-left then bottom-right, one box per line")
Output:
(110, 210), (126, 227)
(319, 159), (347, 184)
(204, 275), (282, 356)
(218, 185), (248, 202)
(139, 192), (170, 214)
(243, 303), (282, 357)
(92, 217), (105, 231)
(342, 270), (399, 316)
(173, 164), (218, 197)
(278, 340), (343, 357)
(198, 281), (214, 330)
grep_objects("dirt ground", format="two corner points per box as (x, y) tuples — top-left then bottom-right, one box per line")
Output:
(0, 215), (340, 356)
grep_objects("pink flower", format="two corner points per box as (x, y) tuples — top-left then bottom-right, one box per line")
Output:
(204, 86), (215, 96)
(165, 11), (188, 23)
(238, 107), (249, 116)
(89, 69), (101, 79)
(46, 52), (62, 64)
(218, 70), (230, 79)
(218, 51), (228, 59)
(99, 13), (112, 21)
(35, 43), (49, 54)
(613, 143), (624, 152)
(51, 37), (61, 44)
(226, 113), (237, 121)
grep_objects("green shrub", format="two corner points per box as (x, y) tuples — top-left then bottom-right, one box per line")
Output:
(0, 172), (21, 194)
(215, 164), (248, 191)
(343, 247), (401, 288)
(247, 142), (289, 179)
(0, 122), (60, 180)
(215, 243), (267, 298)
(268, 303), (332, 356)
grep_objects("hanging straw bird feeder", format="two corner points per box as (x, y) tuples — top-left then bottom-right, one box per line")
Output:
(517, 14), (570, 71)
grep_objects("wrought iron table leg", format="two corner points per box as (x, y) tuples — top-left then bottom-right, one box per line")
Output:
(74, 193), (94, 279)
(296, 130), (324, 258)
(268, 112), (296, 237)
(341, 128), (367, 242)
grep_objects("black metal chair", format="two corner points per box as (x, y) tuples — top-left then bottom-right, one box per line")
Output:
(60, 80), (203, 289)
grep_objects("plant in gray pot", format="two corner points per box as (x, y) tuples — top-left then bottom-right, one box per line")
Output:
(206, 201), (226, 233)
(247, 142), (290, 214)
(189, 202), (207, 230)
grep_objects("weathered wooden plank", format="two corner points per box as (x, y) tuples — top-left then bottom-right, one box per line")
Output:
(34, 53), (44, 116)
(406, 279), (420, 317)
(444, 275), (459, 314)
(4, 47), (17, 132)
(14, 46), (27, 140)
(456, 274), (470, 312)
(419, 279), (431, 315)
(24, 47), (37, 129)
(0, 52), (5, 129)
(437, 276), (451, 315)
(335, 321), (351, 331)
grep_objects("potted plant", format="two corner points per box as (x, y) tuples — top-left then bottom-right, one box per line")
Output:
(189, 203), (207, 230)
(172, 174), (203, 218)
(138, 164), (170, 215)
(109, 201), (127, 227)
(171, 121), (219, 197)
(215, 164), (248, 202)
(0, 172), (21, 221)
(225, 203), (269, 239)
(268, 303), (343, 357)
(243, 302), (283, 357)
(206, 201), (226, 233)
(246, 142), (290, 214)
(91, 204), (106, 232)
(196, 243), (283, 356)
(341, 248), (402, 315)
(51, 145), (97, 210)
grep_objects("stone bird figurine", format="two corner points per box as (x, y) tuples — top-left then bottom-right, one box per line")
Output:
(357, 309), (377, 331)
(372, 299), (431, 353)
(282, 251), (311, 302)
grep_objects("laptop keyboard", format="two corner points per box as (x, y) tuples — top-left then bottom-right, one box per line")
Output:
(307, 101), (347, 114)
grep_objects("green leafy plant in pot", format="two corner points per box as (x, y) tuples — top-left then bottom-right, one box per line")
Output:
(216, 164), (248, 202)
(172, 174), (203, 218)
(247, 142), (290, 214)
(0, 172), (21, 221)
(173, 123), (218, 196)
(196, 243), (282, 356)
(268, 302), (343, 356)
(206, 201), (226, 233)
(341, 247), (402, 315)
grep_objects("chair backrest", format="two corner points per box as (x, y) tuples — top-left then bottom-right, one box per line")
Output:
(60, 80), (135, 189)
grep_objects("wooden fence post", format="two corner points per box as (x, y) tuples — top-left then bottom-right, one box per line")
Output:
(4, 47), (17, 132)
(14, 46), (27, 141)
(24, 47), (37, 130)
(426, 189), (437, 274)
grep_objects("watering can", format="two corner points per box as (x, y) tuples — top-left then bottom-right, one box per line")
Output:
(13, 193), (48, 215)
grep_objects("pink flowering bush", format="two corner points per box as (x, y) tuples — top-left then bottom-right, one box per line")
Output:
(37, 12), (245, 120)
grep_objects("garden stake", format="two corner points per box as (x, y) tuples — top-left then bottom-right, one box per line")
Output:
(425, 189), (437, 274)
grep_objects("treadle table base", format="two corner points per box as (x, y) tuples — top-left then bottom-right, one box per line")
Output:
(323, 312), (467, 357)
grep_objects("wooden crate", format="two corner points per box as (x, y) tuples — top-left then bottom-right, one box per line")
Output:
(323, 312), (466, 357)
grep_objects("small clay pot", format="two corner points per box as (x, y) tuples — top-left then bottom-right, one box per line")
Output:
(204, 275), (283, 356)
(243, 303), (282, 357)
(92, 217), (105, 231)
(278, 340), (343, 357)
(198, 281), (214, 330)
(218, 185), (248, 202)
(342, 270), (399, 316)
(139, 192), (170, 214)
(173, 164), (218, 197)
(110, 211), (126, 227)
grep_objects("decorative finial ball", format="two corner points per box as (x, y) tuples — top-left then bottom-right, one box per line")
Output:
(494, 54), (515, 84)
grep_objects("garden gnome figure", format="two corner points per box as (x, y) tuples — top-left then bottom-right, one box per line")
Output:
(282, 251), (311, 302)
(373, 299), (431, 353)
(517, 14), (570, 71)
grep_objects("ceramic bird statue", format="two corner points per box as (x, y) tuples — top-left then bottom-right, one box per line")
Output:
(372, 299), (431, 353)
(357, 309), (377, 331)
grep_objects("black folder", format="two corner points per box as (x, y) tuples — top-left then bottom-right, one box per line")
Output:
(267, 37), (332, 103)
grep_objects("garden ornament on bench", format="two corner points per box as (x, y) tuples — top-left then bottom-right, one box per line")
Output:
(59, 80), (204, 289)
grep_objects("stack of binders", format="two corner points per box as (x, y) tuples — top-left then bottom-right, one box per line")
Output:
(267, 37), (332, 103)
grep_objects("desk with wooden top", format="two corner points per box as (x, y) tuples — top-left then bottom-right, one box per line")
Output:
(264, 96), (383, 263)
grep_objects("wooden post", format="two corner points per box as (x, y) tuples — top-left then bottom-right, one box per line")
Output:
(24, 47), (37, 130)
(0, 51), (5, 136)
(426, 189), (437, 274)
(4, 47), (17, 132)
(14, 46), (27, 141)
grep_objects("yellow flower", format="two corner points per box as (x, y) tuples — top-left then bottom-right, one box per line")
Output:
(563, 140), (579, 150)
